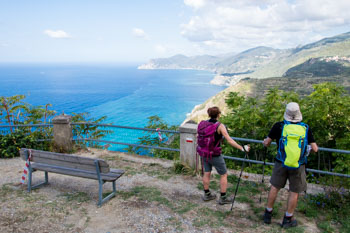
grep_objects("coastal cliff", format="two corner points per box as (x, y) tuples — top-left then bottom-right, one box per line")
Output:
(140, 32), (350, 86)
(183, 81), (253, 124)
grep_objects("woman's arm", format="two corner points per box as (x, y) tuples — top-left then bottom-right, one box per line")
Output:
(218, 124), (250, 152)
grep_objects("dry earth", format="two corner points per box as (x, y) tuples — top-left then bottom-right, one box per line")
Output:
(0, 149), (323, 233)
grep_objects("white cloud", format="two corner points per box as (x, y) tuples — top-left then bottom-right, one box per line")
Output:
(155, 44), (167, 54)
(132, 28), (149, 40)
(184, 0), (206, 9)
(44, 30), (71, 39)
(181, 0), (350, 53)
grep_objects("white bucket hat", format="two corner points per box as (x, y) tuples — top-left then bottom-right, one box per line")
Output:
(284, 102), (302, 123)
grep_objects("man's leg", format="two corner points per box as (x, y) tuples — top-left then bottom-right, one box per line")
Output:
(281, 191), (299, 228)
(264, 185), (280, 224)
(267, 185), (280, 209)
(286, 191), (299, 214)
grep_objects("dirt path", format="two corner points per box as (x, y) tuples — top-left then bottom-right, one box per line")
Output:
(0, 149), (321, 233)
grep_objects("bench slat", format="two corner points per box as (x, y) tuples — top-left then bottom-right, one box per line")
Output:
(32, 163), (124, 181)
(20, 149), (110, 173)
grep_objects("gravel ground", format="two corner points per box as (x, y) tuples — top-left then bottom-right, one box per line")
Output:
(0, 149), (322, 233)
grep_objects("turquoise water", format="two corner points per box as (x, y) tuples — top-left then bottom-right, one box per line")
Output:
(0, 64), (224, 127)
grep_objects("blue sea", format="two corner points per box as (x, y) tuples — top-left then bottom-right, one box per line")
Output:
(0, 64), (225, 127)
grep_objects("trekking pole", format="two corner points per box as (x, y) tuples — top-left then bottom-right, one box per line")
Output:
(230, 146), (248, 211)
(259, 146), (267, 203)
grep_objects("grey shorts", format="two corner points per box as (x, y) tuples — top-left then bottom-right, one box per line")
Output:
(201, 155), (227, 175)
(270, 161), (307, 193)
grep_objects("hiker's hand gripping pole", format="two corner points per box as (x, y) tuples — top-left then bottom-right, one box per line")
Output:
(230, 145), (249, 211)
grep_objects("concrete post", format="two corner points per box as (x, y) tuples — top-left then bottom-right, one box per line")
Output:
(179, 123), (198, 170)
(52, 114), (73, 152)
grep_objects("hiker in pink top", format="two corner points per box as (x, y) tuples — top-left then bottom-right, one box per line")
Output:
(197, 106), (250, 204)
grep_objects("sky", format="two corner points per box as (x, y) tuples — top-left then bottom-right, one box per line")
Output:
(0, 0), (350, 63)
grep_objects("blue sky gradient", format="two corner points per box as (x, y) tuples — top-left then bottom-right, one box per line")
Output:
(1, 0), (350, 63)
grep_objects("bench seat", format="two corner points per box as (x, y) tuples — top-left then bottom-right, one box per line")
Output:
(20, 148), (125, 206)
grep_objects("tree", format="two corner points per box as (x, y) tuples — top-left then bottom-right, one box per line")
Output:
(0, 95), (27, 132)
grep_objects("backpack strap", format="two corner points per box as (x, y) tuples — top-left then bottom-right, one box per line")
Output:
(214, 122), (223, 148)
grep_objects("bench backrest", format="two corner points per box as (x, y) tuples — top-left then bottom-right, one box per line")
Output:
(20, 148), (110, 173)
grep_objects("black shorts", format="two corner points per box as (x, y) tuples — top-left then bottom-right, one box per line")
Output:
(201, 155), (227, 175)
(270, 161), (307, 193)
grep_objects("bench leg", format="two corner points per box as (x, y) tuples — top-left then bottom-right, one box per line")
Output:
(29, 171), (49, 191)
(97, 181), (117, 207)
(98, 181), (103, 206)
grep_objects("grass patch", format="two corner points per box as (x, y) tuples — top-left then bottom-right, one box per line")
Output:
(193, 207), (231, 228)
(236, 195), (254, 204)
(166, 217), (183, 231)
(60, 191), (90, 203)
(172, 200), (198, 214)
(317, 221), (335, 233)
(197, 181), (219, 192)
(284, 226), (305, 233)
(173, 161), (196, 176)
(131, 186), (171, 207)
(296, 191), (350, 232)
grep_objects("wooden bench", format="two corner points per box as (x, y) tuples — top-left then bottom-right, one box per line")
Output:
(20, 148), (124, 206)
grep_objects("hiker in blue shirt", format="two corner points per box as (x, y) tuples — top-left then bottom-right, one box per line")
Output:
(263, 102), (318, 228)
(200, 106), (250, 204)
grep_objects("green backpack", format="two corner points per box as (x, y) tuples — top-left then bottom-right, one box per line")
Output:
(277, 120), (309, 169)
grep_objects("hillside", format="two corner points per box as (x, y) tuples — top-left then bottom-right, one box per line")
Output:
(284, 57), (350, 77)
(140, 31), (350, 85)
(184, 75), (350, 123)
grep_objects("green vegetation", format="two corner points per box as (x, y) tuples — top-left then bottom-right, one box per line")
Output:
(71, 112), (113, 150)
(297, 190), (350, 232)
(221, 82), (350, 176)
(127, 115), (180, 160)
(284, 58), (350, 77)
(0, 94), (111, 156)
(0, 95), (55, 157)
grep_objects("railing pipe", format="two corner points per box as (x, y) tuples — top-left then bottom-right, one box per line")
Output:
(231, 137), (350, 154)
(0, 124), (53, 127)
(74, 138), (180, 152)
(223, 155), (350, 178)
(71, 122), (179, 134)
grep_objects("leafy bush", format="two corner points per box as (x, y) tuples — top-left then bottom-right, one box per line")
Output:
(299, 189), (350, 232)
(128, 115), (180, 160)
(71, 112), (113, 149)
(221, 82), (350, 176)
(0, 129), (50, 158)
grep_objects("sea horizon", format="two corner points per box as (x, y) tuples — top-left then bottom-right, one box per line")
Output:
(0, 64), (225, 127)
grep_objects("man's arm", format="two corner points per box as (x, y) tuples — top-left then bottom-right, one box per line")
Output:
(263, 137), (272, 147)
(310, 142), (318, 153)
(218, 124), (250, 152)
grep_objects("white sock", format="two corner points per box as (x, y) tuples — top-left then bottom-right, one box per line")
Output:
(285, 211), (293, 217)
(266, 207), (273, 212)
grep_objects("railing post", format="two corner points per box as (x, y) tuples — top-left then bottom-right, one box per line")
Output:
(52, 114), (73, 152)
(179, 123), (197, 170)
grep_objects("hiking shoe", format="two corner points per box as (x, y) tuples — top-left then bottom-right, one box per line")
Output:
(263, 209), (272, 224)
(202, 192), (216, 201)
(281, 215), (298, 229)
(217, 195), (233, 205)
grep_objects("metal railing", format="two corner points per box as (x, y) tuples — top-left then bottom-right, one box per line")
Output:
(1, 122), (350, 178)
(71, 122), (180, 153)
(225, 137), (350, 178)
(0, 124), (53, 142)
